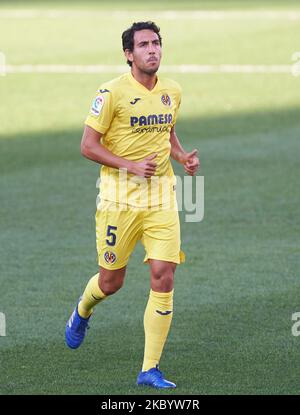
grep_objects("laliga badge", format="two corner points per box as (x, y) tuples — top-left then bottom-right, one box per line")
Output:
(90, 95), (104, 116)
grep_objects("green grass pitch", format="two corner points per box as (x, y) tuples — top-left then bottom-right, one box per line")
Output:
(0, 0), (300, 395)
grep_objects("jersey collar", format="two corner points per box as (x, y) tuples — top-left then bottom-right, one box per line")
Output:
(127, 72), (161, 94)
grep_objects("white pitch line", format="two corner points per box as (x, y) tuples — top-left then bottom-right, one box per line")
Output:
(4, 64), (293, 74)
(1, 10), (300, 20)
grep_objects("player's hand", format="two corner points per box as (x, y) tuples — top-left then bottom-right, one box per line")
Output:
(131, 153), (158, 178)
(183, 149), (200, 176)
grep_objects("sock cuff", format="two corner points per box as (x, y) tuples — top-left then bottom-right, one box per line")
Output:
(149, 289), (174, 307)
(150, 289), (173, 298)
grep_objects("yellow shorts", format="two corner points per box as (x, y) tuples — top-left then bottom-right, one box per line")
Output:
(95, 200), (185, 270)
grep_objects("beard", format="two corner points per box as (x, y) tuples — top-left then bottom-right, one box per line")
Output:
(132, 56), (160, 75)
(140, 60), (160, 75)
(142, 66), (159, 75)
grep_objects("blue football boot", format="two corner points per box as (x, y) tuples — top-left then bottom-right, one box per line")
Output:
(137, 365), (176, 389)
(65, 299), (91, 349)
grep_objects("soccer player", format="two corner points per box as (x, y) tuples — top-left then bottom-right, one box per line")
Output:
(65, 21), (199, 389)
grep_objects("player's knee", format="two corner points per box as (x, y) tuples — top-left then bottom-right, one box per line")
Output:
(151, 264), (174, 279)
(151, 265), (174, 291)
(99, 268), (125, 296)
(101, 280), (123, 296)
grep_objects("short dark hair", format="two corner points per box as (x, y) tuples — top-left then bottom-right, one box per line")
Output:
(122, 21), (162, 67)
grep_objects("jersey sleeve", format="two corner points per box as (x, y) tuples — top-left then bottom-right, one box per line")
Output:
(84, 88), (115, 134)
(172, 85), (182, 126)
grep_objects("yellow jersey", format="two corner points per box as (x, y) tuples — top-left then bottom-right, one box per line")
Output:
(85, 72), (182, 207)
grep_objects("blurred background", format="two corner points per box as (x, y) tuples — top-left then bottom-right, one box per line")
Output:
(0, 0), (299, 394)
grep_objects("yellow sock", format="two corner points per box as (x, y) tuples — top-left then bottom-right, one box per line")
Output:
(142, 289), (174, 372)
(78, 273), (107, 318)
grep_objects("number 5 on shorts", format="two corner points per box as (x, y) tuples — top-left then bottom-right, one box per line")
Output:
(106, 225), (117, 246)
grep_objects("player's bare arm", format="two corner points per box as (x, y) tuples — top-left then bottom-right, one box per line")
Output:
(170, 125), (200, 176)
(81, 125), (157, 178)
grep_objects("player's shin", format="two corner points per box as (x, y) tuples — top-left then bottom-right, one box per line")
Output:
(78, 273), (107, 318)
(142, 289), (174, 372)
